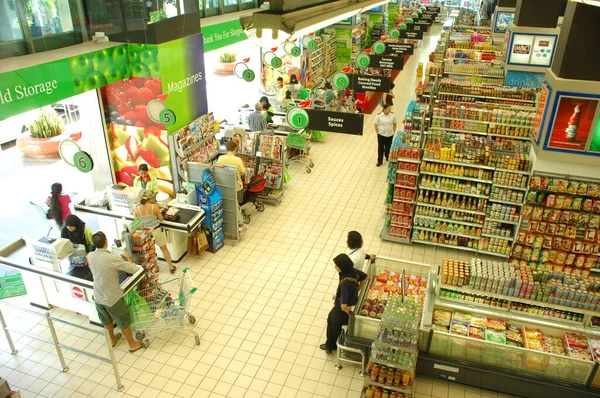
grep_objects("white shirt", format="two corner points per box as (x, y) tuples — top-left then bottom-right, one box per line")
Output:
(348, 247), (367, 271)
(374, 112), (397, 137)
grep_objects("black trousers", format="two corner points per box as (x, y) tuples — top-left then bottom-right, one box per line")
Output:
(377, 134), (393, 164)
(325, 303), (349, 350)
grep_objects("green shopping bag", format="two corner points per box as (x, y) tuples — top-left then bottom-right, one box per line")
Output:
(125, 289), (153, 328)
(283, 166), (292, 184)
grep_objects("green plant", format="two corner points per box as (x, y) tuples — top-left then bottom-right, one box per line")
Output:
(150, 10), (167, 23)
(219, 52), (237, 63)
(28, 109), (64, 139)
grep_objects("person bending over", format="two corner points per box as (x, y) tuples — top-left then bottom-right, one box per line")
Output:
(320, 254), (367, 353)
(87, 231), (146, 353)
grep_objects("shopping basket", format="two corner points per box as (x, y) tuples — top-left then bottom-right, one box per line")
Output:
(286, 132), (315, 173)
(130, 268), (200, 345)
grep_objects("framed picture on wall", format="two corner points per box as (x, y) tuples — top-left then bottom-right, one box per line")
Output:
(544, 93), (600, 152)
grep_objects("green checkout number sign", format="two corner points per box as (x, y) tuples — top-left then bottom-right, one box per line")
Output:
(286, 108), (310, 130)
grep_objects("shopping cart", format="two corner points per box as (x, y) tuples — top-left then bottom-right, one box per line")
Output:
(130, 268), (200, 345)
(241, 173), (267, 223)
(29, 200), (56, 237)
(287, 131), (315, 173)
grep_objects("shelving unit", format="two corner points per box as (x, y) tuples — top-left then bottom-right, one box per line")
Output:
(362, 296), (422, 397)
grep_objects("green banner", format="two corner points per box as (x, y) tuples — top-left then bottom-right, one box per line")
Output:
(0, 45), (129, 121)
(201, 20), (248, 52)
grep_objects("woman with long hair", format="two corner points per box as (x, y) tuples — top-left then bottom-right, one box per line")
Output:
(48, 183), (71, 227)
(133, 189), (176, 273)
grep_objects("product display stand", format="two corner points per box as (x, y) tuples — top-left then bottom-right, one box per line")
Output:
(381, 101), (425, 244)
(362, 295), (422, 397)
(168, 112), (220, 192)
(124, 222), (159, 295)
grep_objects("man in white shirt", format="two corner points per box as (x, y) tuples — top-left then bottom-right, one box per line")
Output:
(373, 104), (397, 167)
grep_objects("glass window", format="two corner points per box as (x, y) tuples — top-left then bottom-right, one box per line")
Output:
(0, 0), (28, 57)
(26, 0), (75, 37)
(224, 0), (237, 6)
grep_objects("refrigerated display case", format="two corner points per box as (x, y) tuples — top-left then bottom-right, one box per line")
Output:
(416, 258), (600, 398)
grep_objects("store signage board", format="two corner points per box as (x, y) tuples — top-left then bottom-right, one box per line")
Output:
(384, 43), (414, 56)
(202, 20), (247, 52)
(158, 34), (208, 134)
(349, 74), (391, 92)
(508, 33), (557, 67)
(0, 44), (129, 121)
(504, 70), (545, 89)
(544, 92), (600, 154)
(398, 30), (424, 40)
(426, 6), (441, 12)
(368, 55), (404, 70)
(494, 11), (515, 34)
(305, 109), (364, 135)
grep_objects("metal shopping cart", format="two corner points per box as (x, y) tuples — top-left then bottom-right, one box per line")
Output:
(287, 131), (315, 173)
(29, 200), (56, 237)
(130, 268), (200, 345)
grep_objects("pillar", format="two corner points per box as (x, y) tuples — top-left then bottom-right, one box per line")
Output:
(551, 1), (600, 81)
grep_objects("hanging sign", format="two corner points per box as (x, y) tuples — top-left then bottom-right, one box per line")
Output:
(368, 55), (404, 70)
(385, 43), (414, 56)
(305, 109), (364, 135)
(398, 30), (423, 40)
(426, 6), (441, 12)
(349, 74), (391, 92)
(419, 13), (434, 20)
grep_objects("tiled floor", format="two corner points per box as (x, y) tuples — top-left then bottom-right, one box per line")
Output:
(0, 25), (521, 398)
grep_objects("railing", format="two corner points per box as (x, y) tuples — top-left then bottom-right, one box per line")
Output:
(0, 301), (124, 392)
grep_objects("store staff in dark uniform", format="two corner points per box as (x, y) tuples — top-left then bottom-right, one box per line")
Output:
(320, 254), (367, 353)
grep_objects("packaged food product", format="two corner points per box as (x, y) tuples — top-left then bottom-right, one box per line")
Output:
(505, 323), (524, 347)
(486, 317), (506, 332)
(452, 311), (471, 324)
(485, 330), (506, 344)
(588, 338), (600, 363)
(525, 328), (543, 340)
(470, 315), (487, 328)
(469, 325), (485, 340)
(433, 309), (452, 326)
(543, 336), (566, 356)
(526, 337), (544, 352)
(450, 320), (469, 336)
(432, 324), (450, 333)
(564, 333), (589, 349)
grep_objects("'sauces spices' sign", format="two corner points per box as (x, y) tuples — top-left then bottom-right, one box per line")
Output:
(306, 109), (364, 135)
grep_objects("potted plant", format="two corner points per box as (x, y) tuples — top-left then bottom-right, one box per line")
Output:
(213, 52), (237, 74)
(149, 10), (167, 24)
(16, 108), (82, 157)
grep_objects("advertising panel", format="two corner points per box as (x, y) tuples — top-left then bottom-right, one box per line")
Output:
(545, 95), (600, 152)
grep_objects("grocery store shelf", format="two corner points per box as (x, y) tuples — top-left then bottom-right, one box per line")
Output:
(380, 225), (411, 244)
(485, 217), (520, 225)
(417, 202), (486, 216)
(494, 168), (530, 175)
(419, 185), (489, 199)
(395, 184), (417, 190)
(430, 126), (488, 136)
(492, 184), (528, 191)
(394, 157), (421, 164)
(437, 92), (536, 103)
(482, 232), (514, 241)
(432, 115), (533, 129)
(367, 380), (414, 394)
(374, 340), (419, 354)
(393, 198), (416, 204)
(415, 214), (483, 227)
(438, 284), (600, 317)
(421, 171), (492, 184)
(487, 133), (531, 141)
(443, 71), (504, 78)
(397, 170), (420, 176)
(422, 158), (495, 170)
(414, 239), (479, 252)
(414, 226), (481, 240)
(489, 197), (523, 206)
(390, 222), (411, 228)
(476, 249), (510, 258)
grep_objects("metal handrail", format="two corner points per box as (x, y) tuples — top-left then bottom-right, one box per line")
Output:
(0, 301), (124, 392)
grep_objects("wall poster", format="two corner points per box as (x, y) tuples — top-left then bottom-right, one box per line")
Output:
(545, 94), (600, 152)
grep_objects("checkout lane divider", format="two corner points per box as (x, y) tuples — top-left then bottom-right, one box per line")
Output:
(0, 301), (125, 392)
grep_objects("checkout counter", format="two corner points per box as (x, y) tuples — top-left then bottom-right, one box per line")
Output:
(75, 186), (205, 263)
(0, 237), (145, 327)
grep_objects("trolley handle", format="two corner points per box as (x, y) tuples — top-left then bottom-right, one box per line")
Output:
(181, 268), (197, 294)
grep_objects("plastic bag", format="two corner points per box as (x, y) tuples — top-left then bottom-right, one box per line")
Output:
(283, 166), (292, 184)
(124, 289), (153, 328)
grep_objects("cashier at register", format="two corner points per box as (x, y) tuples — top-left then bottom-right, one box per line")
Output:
(61, 215), (95, 253)
(133, 164), (158, 194)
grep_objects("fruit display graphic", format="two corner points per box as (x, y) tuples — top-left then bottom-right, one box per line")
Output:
(101, 75), (175, 198)
(70, 45), (130, 94)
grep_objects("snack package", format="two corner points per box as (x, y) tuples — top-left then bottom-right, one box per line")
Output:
(485, 330), (506, 344)
(450, 320), (469, 336)
(505, 323), (524, 347)
(452, 311), (471, 324)
(543, 336), (566, 356)
(470, 315), (487, 328)
(487, 317), (506, 332)
(432, 324), (450, 333)
(433, 309), (452, 326)
(469, 325), (485, 340)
